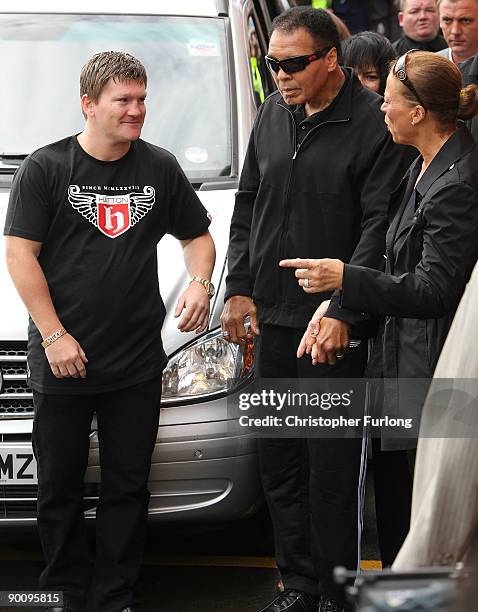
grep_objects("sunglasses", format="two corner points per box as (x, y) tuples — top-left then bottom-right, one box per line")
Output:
(265, 46), (333, 75)
(393, 49), (427, 111)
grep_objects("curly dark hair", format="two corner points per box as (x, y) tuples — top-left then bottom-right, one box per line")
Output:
(271, 6), (341, 60)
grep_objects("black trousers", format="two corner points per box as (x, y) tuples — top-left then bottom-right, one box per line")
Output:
(32, 377), (161, 612)
(255, 324), (367, 601)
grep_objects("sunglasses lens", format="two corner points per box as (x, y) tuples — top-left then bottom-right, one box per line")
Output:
(266, 57), (280, 73)
(266, 56), (307, 74)
(281, 58), (305, 74)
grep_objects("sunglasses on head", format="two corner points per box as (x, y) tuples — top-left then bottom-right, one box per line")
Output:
(393, 49), (427, 111)
(265, 46), (333, 75)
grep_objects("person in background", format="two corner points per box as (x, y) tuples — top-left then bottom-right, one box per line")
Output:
(342, 31), (396, 94)
(280, 50), (478, 568)
(393, 0), (447, 54)
(437, 0), (478, 62)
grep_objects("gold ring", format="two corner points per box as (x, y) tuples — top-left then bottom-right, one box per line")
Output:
(304, 278), (310, 289)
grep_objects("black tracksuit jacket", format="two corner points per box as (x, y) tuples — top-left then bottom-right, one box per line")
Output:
(225, 69), (413, 333)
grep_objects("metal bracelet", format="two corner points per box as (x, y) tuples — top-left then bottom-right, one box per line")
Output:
(41, 328), (67, 349)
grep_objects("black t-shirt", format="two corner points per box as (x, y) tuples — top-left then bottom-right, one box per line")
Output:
(4, 136), (211, 394)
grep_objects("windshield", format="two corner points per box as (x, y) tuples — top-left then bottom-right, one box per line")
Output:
(0, 14), (231, 181)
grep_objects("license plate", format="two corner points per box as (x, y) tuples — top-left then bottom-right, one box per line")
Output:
(0, 446), (37, 484)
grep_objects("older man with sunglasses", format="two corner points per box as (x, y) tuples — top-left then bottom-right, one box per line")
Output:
(221, 7), (412, 612)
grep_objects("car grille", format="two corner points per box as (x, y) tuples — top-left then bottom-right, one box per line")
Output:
(0, 341), (34, 419)
(0, 485), (38, 518)
(0, 482), (100, 520)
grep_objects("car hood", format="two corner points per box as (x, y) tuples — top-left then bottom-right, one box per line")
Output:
(0, 188), (234, 357)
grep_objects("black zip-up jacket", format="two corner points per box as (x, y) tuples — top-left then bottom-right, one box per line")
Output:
(225, 69), (413, 332)
(341, 126), (478, 449)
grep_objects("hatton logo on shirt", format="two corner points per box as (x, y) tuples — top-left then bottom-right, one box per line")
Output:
(68, 185), (155, 238)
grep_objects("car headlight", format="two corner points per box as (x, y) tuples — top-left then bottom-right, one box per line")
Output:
(161, 328), (254, 404)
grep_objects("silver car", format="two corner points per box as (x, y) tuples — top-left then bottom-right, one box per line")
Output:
(0, 0), (283, 524)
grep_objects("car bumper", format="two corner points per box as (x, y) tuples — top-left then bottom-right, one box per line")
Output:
(0, 398), (262, 526)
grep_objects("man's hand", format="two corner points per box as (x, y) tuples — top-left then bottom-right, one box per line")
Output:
(45, 334), (88, 379)
(311, 317), (350, 366)
(220, 295), (260, 344)
(279, 257), (344, 293)
(175, 282), (210, 333)
(297, 300), (330, 358)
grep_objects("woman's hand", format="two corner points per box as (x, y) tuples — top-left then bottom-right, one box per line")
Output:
(297, 300), (330, 358)
(279, 258), (344, 293)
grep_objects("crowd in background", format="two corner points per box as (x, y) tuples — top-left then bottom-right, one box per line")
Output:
(294, 0), (478, 69)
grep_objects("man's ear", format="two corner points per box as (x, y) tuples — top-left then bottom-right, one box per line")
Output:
(80, 94), (95, 119)
(398, 12), (405, 28)
(326, 46), (339, 72)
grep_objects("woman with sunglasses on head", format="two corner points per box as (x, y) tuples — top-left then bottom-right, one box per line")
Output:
(341, 31), (396, 95)
(280, 50), (478, 567)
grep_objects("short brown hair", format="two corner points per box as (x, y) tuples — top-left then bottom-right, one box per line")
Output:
(391, 50), (478, 126)
(80, 51), (147, 101)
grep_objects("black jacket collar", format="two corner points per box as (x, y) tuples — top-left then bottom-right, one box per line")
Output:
(415, 126), (476, 198)
(386, 127), (475, 254)
(276, 67), (359, 123)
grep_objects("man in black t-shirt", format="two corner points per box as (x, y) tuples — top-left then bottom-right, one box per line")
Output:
(4, 52), (215, 612)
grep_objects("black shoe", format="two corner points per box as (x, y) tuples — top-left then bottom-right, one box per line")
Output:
(258, 589), (318, 612)
(318, 597), (346, 612)
(45, 608), (75, 612)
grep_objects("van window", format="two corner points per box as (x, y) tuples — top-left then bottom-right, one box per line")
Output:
(0, 14), (231, 181)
